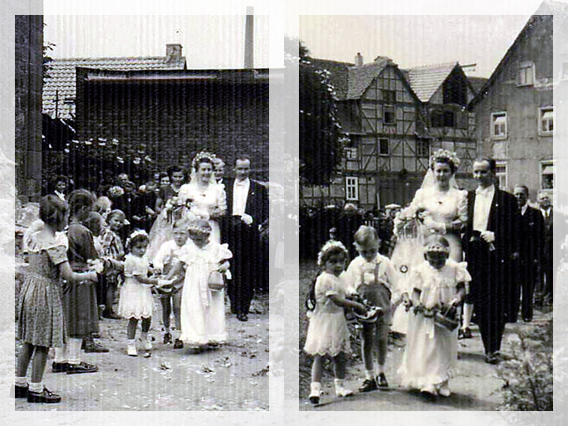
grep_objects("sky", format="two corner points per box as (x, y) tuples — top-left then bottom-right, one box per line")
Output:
(299, 15), (531, 78)
(44, 14), (271, 69)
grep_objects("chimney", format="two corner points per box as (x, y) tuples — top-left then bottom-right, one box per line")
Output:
(244, 6), (254, 69)
(166, 43), (182, 63)
(355, 52), (364, 67)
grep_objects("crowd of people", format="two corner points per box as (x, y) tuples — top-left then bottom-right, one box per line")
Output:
(303, 149), (557, 403)
(15, 151), (268, 404)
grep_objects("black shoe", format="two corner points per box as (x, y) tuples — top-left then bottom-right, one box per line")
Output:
(523, 317), (532, 323)
(83, 341), (109, 353)
(14, 384), (28, 398)
(173, 339), (184, 349)
(27, 387), (61, 403)
(66, 362), (98, 374)
(52, 362), (69, 373)
(163, 333), (173, 344)
(458, 327), (473, 339)
(377, 373), (389, 389)
(359, 378), (378, 393)
(237, 313), (248, 322)
(485, 352), (500, 365)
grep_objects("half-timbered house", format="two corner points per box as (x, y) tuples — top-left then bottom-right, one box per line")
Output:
(302, 56), (478, 210)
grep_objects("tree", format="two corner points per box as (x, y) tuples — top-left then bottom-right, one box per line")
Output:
(296, 40), (345, 185)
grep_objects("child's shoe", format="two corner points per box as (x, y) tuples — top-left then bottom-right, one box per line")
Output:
(163, 333), (173, 344)
(420, 384), (437, 396)
(27, 387), (61, 403)
(438, 382), (451, 397)
(309, 382), (321, 405)
(127, 342), (137, 357)
(359, 378), (378, 392)
(14, 384), (28, 398)
(377, 373), (389, 389)
(334, 379), (354, 397)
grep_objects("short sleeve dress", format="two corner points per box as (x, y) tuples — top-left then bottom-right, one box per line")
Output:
(398, 260), (471, 389)
(303, 272), (351, 357)
(117, 254), (154, 319)
(17, 222), (68, 348)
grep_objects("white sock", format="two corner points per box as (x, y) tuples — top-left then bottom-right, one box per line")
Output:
(172, 329), (181, 340)
(163, 327), (170, 335)
(334, 378), (344, 387)
(15, 376), (27, 386)
(365, 369), (374, 380)
(54, 346), (67, 363)
(141, 331), (148, 342)
(128, 339), (136, 347)
(67, 337), (83, 365)
(463, 303), (473, 329)
(29, 382), (43, 393)
(376, 364), (385, 375)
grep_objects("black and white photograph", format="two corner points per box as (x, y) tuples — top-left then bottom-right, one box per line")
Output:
(13, 10), (270, 411)
(298, 3), (563, 411)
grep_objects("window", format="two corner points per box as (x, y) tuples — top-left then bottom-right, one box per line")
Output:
(345, 147), (358, 160)
(416, 139), (429, 157)
(518, 61), (535, 86)
(384, 106), (395, 125)
(346, 177), (359, 201)
(378, 138), (389, 155)
(541, 160), (555, 190)
(383, 90), (396, 104)
(431, 109), (444, 128)
(495, 161), (507, 189)
(539, 107), (554, 135)
(491, 112), (507, 139)
(443, 110), (455, 128)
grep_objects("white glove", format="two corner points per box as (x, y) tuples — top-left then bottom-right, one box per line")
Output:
(241, 213), (253, 225)
(480, 230), (495, 243)
(87, 259), (104, 274)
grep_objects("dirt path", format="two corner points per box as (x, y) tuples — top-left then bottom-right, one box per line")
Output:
(14, 295), (269, 411)
(300, 310), (551, 411)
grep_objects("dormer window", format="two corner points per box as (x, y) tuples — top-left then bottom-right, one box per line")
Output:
(518, 61), (535, 86)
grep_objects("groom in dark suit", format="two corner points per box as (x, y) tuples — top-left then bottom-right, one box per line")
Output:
(223, 155), (269, 321)
(463, 158), (520, 364)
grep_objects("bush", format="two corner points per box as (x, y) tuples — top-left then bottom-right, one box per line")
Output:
(497, 320), (553, 411)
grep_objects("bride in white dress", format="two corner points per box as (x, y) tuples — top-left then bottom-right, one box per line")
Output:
(178, 152), (226, 244)
(391, 149), (467, 334)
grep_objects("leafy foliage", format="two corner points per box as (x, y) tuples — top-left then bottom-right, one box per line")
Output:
(497, 320), (553, 411)
(295, 40), (345, 186)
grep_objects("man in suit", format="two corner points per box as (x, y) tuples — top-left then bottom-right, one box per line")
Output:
(463, 158), (520, 364)
(223, 155), (269, 321)
(537, 191), (554, 306)
(512, 185), (544, 322)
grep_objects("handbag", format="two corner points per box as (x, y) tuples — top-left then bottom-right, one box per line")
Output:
(434, 305), (459, 331)
(208, 270), (225, 291)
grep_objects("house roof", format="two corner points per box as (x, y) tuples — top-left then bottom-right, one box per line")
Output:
(468, 76), (489, 95)
(345, 57), (392, 100)
(43, 55), (187, 119)
(310, 58), (352, 99)
(469, 1), (564, 107)
(406, 62), (458, 102)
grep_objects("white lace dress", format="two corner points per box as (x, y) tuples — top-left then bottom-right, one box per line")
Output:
(178, 182), (226, 244)
(391, 186), (467, 334)
(304, 272), (351, 357)
(117, 254), (154, 319)
(178, 241), (232, 346)
(397, 260), (471, 389)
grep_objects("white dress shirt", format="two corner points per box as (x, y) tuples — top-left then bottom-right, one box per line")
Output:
(473, 185), (495, 232)
(521, 204), (528, 216)
(232, 178), (250, 216)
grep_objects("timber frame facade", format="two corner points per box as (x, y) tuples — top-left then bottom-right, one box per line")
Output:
(302, 57), (479, 210)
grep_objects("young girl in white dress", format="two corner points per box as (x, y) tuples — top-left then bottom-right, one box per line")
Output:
(117, 230), (160, 357)
(397, 235), (470, 397)
(304, 241), (367, 405)
(165, 218), (232, 350)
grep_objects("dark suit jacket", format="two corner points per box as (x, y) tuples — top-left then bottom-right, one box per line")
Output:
(519, 205), (545, 269)
(463, 186), (520, 320)
(225, 179), (269, 226)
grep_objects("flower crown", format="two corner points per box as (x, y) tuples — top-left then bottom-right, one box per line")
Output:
(191, 151), (217, 170)
(429, 149), (460, 170)
(317, 240), (348, 267)
(125, 229), (149, 249)
(425, 243), (450, 255)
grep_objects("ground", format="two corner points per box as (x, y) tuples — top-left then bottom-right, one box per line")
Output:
(298, 259), (553, 411)
(13, 293), (269, 411)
